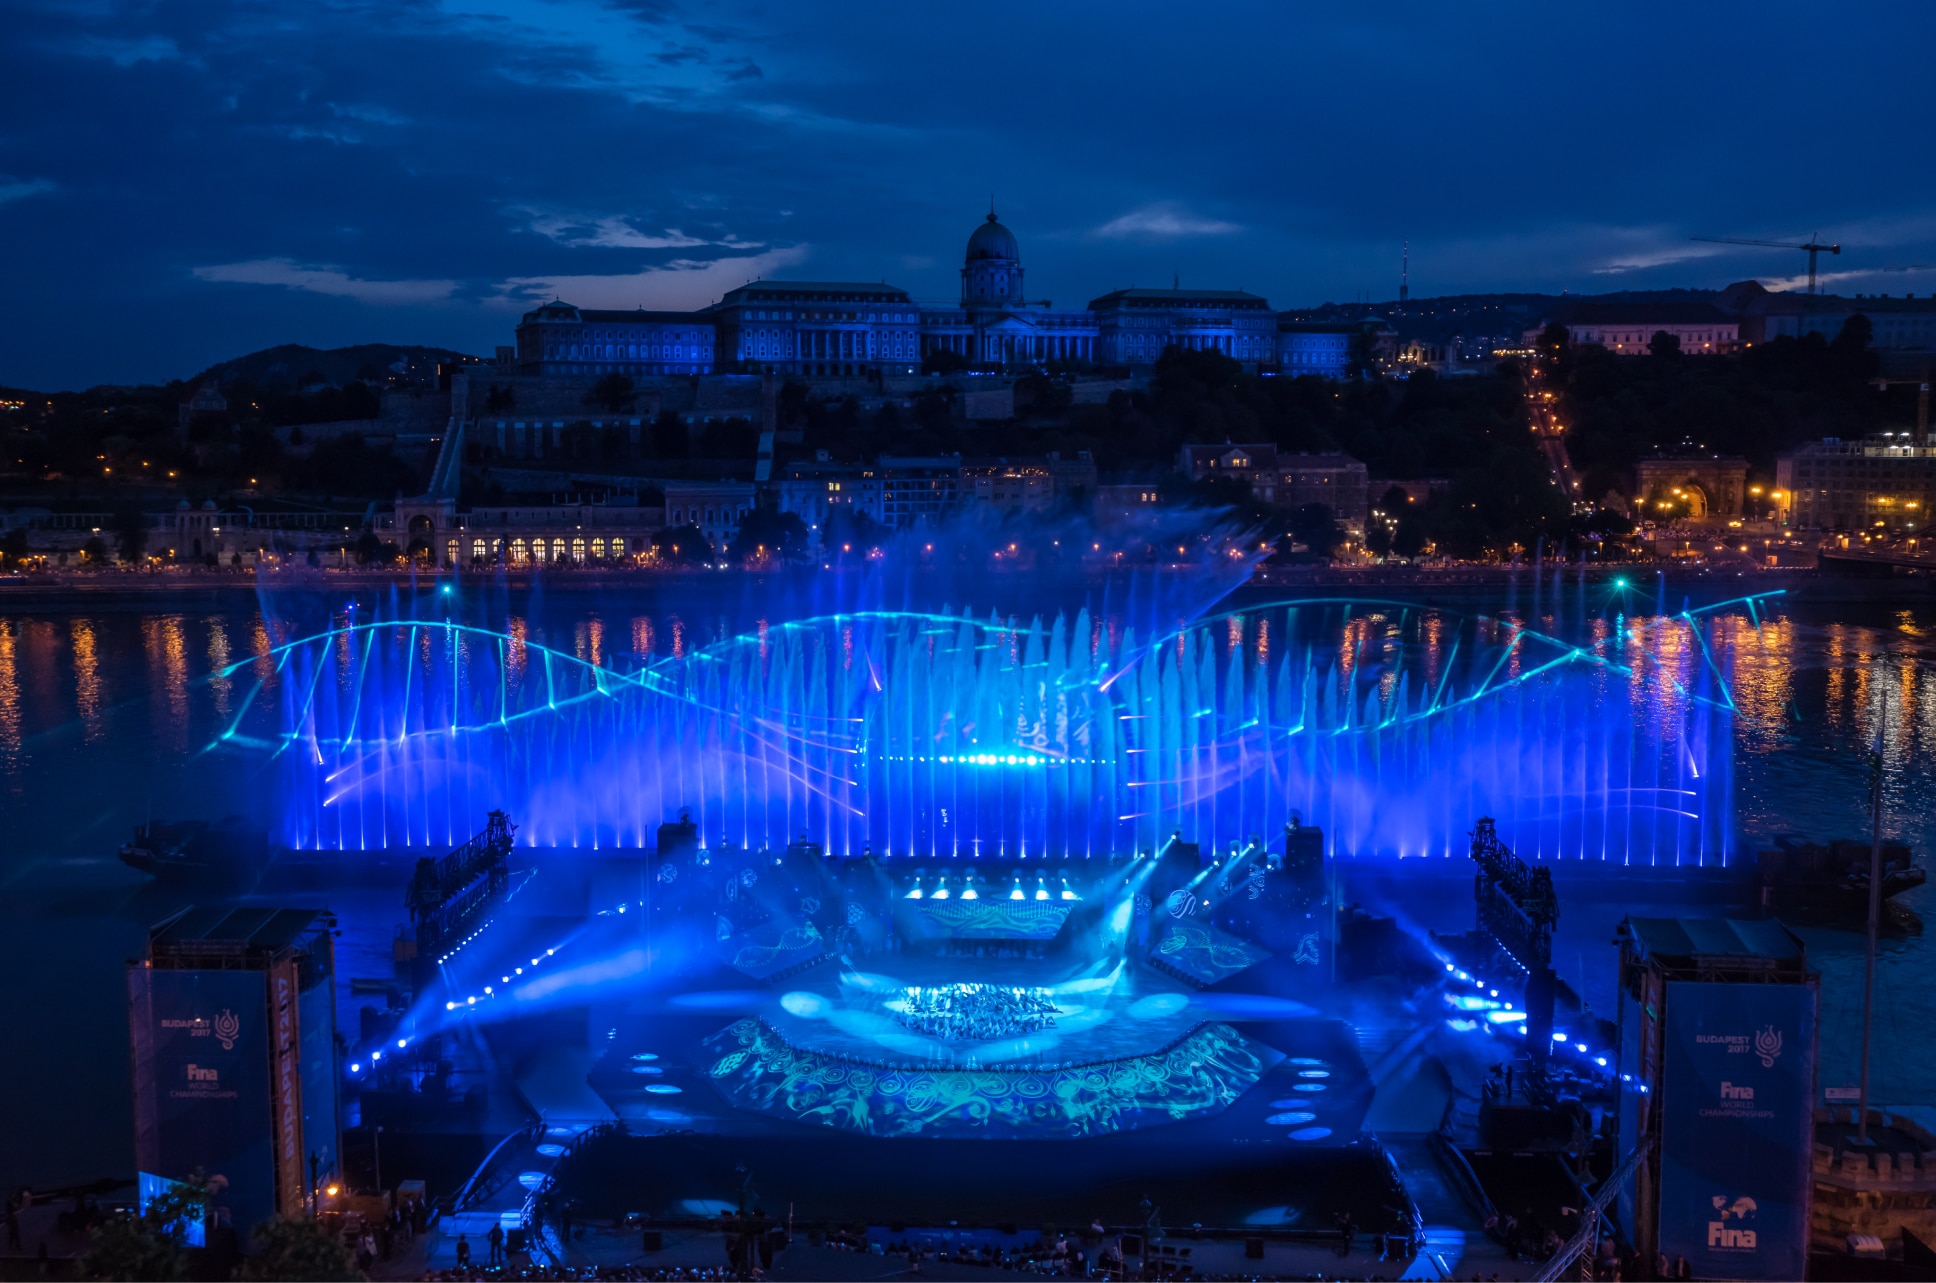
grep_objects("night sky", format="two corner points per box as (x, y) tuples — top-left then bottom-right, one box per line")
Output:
(5, 1), (1934, 390)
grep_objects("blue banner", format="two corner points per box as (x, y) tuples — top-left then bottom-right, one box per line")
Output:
(1658, 980), (1816, 1281)
(132, 969), (275, 1238)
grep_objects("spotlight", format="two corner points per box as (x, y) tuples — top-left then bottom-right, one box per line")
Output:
(350, 1063), (361, 1073)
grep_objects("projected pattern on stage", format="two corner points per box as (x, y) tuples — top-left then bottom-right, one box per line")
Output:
(703, 1018), (1280, 1138)
(232, 596), (1768, 864)
(912, 901), (1074, 939)
(1150, 923), (1273, 987)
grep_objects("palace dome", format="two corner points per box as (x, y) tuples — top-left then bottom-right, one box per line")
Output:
(966, 213), (1020, 264)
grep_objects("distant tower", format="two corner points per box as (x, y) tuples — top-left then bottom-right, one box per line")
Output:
(1400, 240), (1409, 304)
(962, 210), (1025, 309)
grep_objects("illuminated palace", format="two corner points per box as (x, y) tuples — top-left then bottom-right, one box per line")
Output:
(511, 211), (1354, 379)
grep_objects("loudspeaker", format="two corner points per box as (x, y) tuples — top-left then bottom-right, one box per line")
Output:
(1245, 1238), (1264, 1260)
(640, 1229), (662, 1251)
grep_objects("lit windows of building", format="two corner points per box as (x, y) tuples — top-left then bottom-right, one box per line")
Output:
(1776, 435), (1936, 532)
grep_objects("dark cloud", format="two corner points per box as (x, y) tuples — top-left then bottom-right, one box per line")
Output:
(1, 0), (1932, 389)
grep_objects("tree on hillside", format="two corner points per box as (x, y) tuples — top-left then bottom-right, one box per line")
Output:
(824, 507), (887, 557)
(1832, 313), (1879, 379)
(1287, 502), (1343, 557)
(114, 503), (149, 563)
(585, 373), (637, 414)
(0, 526), (30, 567)
(1538, 323), (1571, 360)
(650, 411), (688, 458)
(652, 523), (712, 564)
(734, 507), (812, 564)
(1648, 330), (1681, 359)
(923, 348), (973, 375)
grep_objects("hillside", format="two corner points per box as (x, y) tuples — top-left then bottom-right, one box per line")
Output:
(191, 343), (480, 392)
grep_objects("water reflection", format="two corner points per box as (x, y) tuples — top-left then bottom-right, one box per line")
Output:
(69, 618), (104, 743)
(0, 620), (18, 766)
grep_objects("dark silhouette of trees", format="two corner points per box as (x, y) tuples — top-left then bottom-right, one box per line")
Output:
(584, 373), (637, 413)
(652, 523), (712, 563)
(734, 507), (812, 563)
(114, 504), (148, 563)
(650, 411), (688, 458)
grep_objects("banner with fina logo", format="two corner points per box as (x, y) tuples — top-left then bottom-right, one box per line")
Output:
(1658, 980), (1816, 1280)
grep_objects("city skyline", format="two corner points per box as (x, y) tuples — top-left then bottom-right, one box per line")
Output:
(4, 1), (1936, 390)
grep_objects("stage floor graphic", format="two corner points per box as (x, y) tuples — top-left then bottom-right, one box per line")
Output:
(703, 1015), (1279, 1138)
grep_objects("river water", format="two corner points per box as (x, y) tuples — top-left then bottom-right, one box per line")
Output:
(3, 578), (1932, 1190)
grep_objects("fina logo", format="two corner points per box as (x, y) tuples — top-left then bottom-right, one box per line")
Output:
(1707, 1195), (1758, 1251)
(1754, 1026), (1783, 1069)
(213, 1008), (240, 1052)
(1720, 1081), (1754, 1101)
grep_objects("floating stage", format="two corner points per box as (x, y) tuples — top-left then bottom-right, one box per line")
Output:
(381, 836), (1413, 1234)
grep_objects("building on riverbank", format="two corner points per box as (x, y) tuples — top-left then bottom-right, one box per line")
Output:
(1776, 434), (1936, 531)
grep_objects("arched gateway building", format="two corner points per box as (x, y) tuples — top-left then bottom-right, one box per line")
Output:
(511, 211), (1357, 379)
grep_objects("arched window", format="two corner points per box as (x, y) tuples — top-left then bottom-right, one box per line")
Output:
(510, 538), (528, 563)
(591, 537), (606, 557)
(571, 537), (586, 562)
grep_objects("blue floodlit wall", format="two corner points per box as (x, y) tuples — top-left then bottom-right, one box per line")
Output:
(243, 599), (1747, 863)
(1657, 981), (1817, 1281)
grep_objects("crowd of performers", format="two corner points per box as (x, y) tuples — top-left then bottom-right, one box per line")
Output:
(892, 983), (1061, 1040)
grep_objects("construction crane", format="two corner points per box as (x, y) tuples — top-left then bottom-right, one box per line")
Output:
(1691, 234), (1840, 294)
